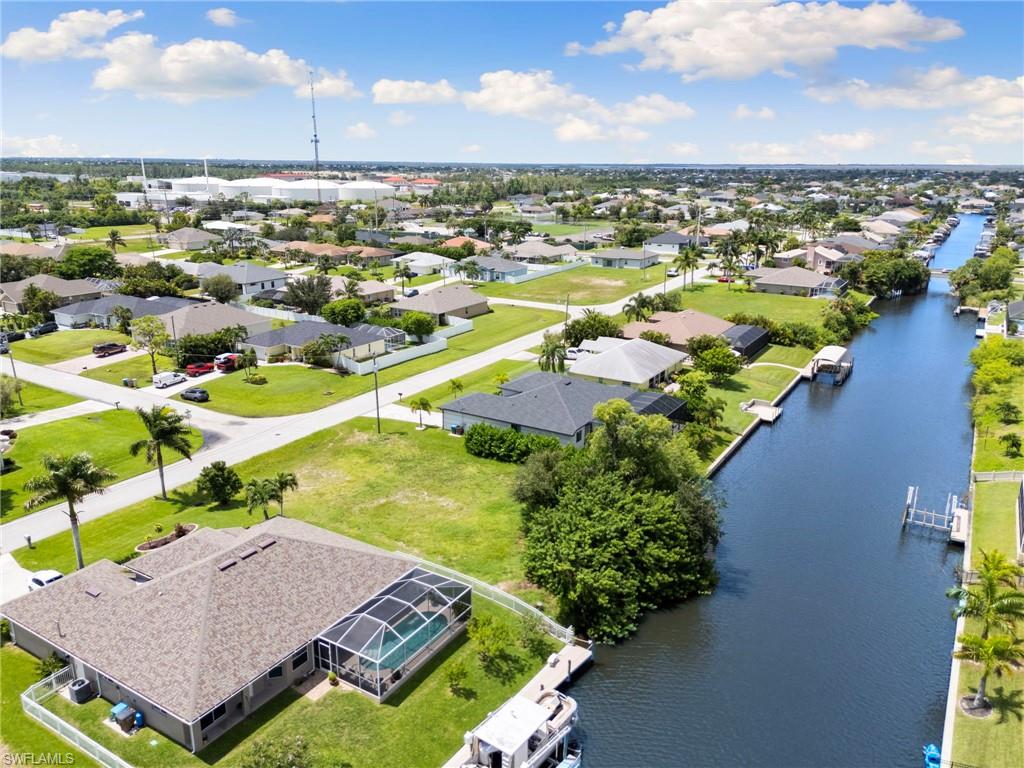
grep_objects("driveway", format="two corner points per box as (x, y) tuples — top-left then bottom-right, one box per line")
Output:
(0, 399), (112, 430)
(49, 347), (148, 374)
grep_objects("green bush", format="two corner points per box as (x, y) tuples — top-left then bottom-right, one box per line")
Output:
(36, 652), (67, 679)
(248, 374), (268, 385)
(464, 423), (561, 463)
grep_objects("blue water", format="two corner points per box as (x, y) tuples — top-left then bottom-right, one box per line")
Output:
(570, 214), (986, 767)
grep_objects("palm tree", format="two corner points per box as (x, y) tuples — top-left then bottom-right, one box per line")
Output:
(409, 396), (432, 429)
(717, 248), (742, 291)
(462, 261), (482, 283)
(128, 406), (194, 500)
(106, 229), (127, 254)
(23, 453), (116, 570)
(623, 293), (653, 322)
(315, 255), (333, 275)
(675, 245), (701, 291)
(448, 379), (465, 400)
(947, 567), (1024, 639)
(953, 633), (1024, 710)
(394, 263), (414, 290)
(493, 371), (510, 392)
(245, 477), (273, 520)
(342, 278), (362, 300)
(266, 472), (298, 517)
(538, 331), (567, 373)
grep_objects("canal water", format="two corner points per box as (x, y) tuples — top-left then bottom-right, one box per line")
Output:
(572, 213), (986, 767)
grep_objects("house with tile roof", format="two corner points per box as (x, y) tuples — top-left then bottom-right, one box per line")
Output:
(0, 274), (105, 314)
(622, 310), (735, 352)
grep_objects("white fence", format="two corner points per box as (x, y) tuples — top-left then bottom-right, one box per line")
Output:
(337, 338), (448, 375)
(430, 315), (474, 339)
(973, 470), (1024, 483)
(21, 666), (136, 768)
(505, 260), (584, 285)
(230, 302), (325, 323)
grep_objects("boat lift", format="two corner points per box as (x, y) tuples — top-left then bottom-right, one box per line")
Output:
(902, 486), (967, 545)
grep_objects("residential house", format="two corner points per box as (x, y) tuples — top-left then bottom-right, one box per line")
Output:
(0, 240), (67, 261)
(53, 295), (195, 329)
(775, 244), (861, 274)
(0, 274), (105, 314)
(465, 255), (528, 282)
(354, 230), (391, 246)
(0, 517), (472, 751)
(621, 310), (735, 352)
(588, 248), (659, 270)
(350, 247), (401, 268)
(641, 231), (708, 255)
(187, 263), (288, 297)
(703, 219), (750, 238)
(747, 266), (847, 298)
(830, 232), (889, 254)
(241, 320), (404, 362)
(505, 241), (579, 263)
(442, 235), (491, 252)
(355, 279), (396, 305)
(860, 219), (902, 238)
(269, 241), (354, 261)
(391, 284), (489, 323)
(163, 227), (222, 251)
(393, 251), (455, 276)
(568, 337), (686, 388)
(441, 372), (686, 446)
(160, 301), (273, 340)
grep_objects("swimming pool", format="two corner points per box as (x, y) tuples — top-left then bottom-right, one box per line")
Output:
(361, 611), (449, 673)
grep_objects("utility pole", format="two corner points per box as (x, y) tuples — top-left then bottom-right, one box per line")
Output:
(372, 354), (381, 434)
(2, 339), (24, 406)
(309, 72), (322, 204)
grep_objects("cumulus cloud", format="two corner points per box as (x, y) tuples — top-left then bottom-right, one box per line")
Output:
(909, 140), (976, 165)
(734, 104), (775, 120)
(462, 144), (482, 153)
(206, 8), (241, 28)
(732, 130), (883, 162)
(813, 130), (879, 152)
(666, 142), (700, 157)
(731, 141), (805, 163)
(387, 110), (414, 127)
(806, 66), (1023, 144)
(2, 132), (81, 156)
(1, 8), (143, 61)
(372, 78), (459, 104)
(614, 93), (695, 124)
(303, 69), (361, 99)
(568, 0), (961, 81)
(345, 122), (376, 139)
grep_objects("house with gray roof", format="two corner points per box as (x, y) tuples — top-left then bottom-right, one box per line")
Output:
(391, 284), (490, 322)
(52, 295), (196, 329)
(568, 337), (687, 388)
(163, 227), (222, 251)
(441, 372), (686, 446)
(241, 320), (404, 362)
(465, 255), (528, 282)
(160, 301), (273, 339)
(505, 240), (579, 263)
(188, 263), (288, 297)
(747, 266), (847, 298)
(588, 247), (659, 270)
(642, 231), (708, 255)
(0, 274), (106, 314)
(1, 517), (472, 751)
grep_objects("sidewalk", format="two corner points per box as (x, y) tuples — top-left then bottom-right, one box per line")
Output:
(0, 399), (112, 429)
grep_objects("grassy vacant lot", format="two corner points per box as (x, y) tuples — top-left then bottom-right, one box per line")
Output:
(753, 344), (816, 368)
(1, 410), (202, 521)
(953, 481), (1024, 768)
(710, 364), (799, 435)
(972, 374), (1024, 473)
(69, 223), (156, 239)
(530, 220), (607, 236)
(82, 352), (176, 387)
(4, 600), (553, 768)
(189, 305), (562, 417)
(15, 419), (526, 588)
(402, 358), (539, 408)
(673, 282), (831, 325)
(476, 265), (665, 305)
(12, 330), (131, 366)
(0, 380), (80, 419)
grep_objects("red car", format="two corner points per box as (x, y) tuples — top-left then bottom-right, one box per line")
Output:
(215, 353), (240, 372)
(185, 362), (215, 377)
(717, 276), (735, 283)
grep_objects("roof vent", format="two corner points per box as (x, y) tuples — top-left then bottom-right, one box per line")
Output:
(238, 547), (258, 560)
(85, 588), (102, 598)
(217, 559), (238, 572)
(256, 538), (276, 550)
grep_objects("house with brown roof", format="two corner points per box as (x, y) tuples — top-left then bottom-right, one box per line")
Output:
(442, 235), (491, 252)
(160, 301), (273, 339)
(747, 266), (847, 298)
(0, 274), (105, 314)
(391, 284), (490, 323)
(622, 310), (735, 352)
(1, 518), (472, 752)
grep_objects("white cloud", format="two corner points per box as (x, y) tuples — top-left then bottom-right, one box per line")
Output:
(206, 8), (241, 28)
(303, 69), (361, 100)
(2, 132), (81, 156)
(813, 130), (879, 152)
(732, 130), (882, 163)
(462, 144), (482, 153)
(806, 66), (1023, 144)
(569, 0), (961, 81)
(1, 8), (143, 61)
(387, 110), (414, 127)
(555, 117), (608, 142)
(345, 122), (376, 139)
(731, 141), (805, 163)
(734, 104), (775, 120)
(667, 142), (700, 157)
(372, 78), (459, 104)
(614, 94), (694, 124)
(909, 140), (976, 165)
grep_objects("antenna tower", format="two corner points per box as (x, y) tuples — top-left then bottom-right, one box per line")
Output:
(309, 71), (322, 203)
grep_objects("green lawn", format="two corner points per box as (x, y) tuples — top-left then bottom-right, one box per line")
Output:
(476, 265), (665, 305)
(0, 380), (81, 419)
(14, 419), (528, 589)
(972, 374), (1024, 473)
(401, 358), (539, 408)
(5, 600), (554, 768)
(953, 481), (1024, 768)
(1, 410), (202, 522)
(190, 305), (563, 417)
(81, 352), (177, 387)
(673, 282), (832, 326)
(11, 330), (131, 366)
(753, 344), (816, 368)
(157, 250), (191, 260)
(69, 224), (156, 239)
(529, 220), (607, 236)
(710, 364), (800, 435)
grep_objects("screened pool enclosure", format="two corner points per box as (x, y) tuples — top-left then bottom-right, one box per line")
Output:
(315, 567), (472, 699)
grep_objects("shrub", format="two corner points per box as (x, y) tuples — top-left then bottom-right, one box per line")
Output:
(694, 346), (742, 383)
(37, 652), (67, 679)
(0, 618), (10, 645)
(467, 613), (514, 665)
(248, 374), (268, 385)
(321, 298), (366, 327)
(443, 658), (469, 695)
(686, 334), (729, 358)
(400, 310), (437, 339)
(196, 461), (243, 506)
(154, 523), (163, 534)
(464, 423), (561, 463)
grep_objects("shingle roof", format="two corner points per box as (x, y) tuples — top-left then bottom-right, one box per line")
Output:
(0, 274), (103, 302)
(393, 284), (488, 315)
(622, 310), (734, 346)
(568, 337), (686, 384)
(195, 263), (286, 284)
(747, 266), (830, 288)
(161, 302), (269, 337)
(591, 247), (651, 261)
(245, 320), (402, 349)
(54, 294), (194, 318)
(1, 518), (412, 723)
(166, 227), (221, 245)
(468, 255), (525, 273)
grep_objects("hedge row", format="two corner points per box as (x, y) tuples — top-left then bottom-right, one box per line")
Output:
(464, 423), (561, 463)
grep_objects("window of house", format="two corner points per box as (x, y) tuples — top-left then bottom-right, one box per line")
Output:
(200, 703), (227, 731)
(292, 648), (308, 669)
(269, 665), (284, 679)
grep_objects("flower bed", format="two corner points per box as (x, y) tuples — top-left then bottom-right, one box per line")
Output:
(135, 523), (196, 552)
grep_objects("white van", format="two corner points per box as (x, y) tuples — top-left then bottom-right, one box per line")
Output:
(153, 371), (187, 389)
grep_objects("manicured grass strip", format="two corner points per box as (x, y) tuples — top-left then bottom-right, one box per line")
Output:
(0, 646), (99, 768)
(81, 353), (177, 387)
(753, 344), (815, 368)
(401, 358), (539, 408)
(13, 419), (525, 587)
(190, 305), (563, 417)
(529, 220), (608, 236)
(11, 331), (131, 366)
(969, 481), (1022, 569)
(0, 380), (81, 419)
(476, 265), (666, 305)
(673, 282), (833, 326)
(972, 373), (1024, 473)
(710, 364), (799, 435)
(69, 224), (156, 239)
(1, 410), (202, 521)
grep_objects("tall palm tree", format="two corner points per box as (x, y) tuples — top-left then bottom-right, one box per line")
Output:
(23, 453), (116, 570)
(953, 633), (1024, 709)
(538, 331), (567, 373)
(129, 406), (194, 500)
(409, 396), (432, 429)
(267, 472), (299, 517)
(975, 549), (1024, 587)
(394, 263), (414, 290)
(717, 251), (742, 291)
(623, 293), (653, 322)
(343, 278), (361, 300)
(448, 379), (465, 401)
(245, 478), (273, 520)
(947, 568), (1024, 639)
(675, 245), (701, 291)
(106, 229), (127, 254)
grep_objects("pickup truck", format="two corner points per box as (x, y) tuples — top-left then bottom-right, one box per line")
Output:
(93, 341), (128, 357)
(185, 362), (215, 377)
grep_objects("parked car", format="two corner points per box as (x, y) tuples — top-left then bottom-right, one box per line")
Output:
(666, 267), (679, 277)
(180, 387), (209, 403)
(717, 276), (735, 283)
(214, 353), (239, 372)
(29, 321), (58, 337)
(28, 570), (63, 591)
(186, 362), (215, 377)
(0, 342), (7, 355)
(153, 371), (187, 389)
(0, 330), (25, 344)
(403, 288), (419, 298)
(565, 347), (581, 361)
(93, 341), (128, 357)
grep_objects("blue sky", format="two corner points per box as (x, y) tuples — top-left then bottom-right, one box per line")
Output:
(2, 1), (1022, 164)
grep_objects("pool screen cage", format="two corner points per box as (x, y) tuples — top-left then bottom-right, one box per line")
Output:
(315, 567), (472, 699)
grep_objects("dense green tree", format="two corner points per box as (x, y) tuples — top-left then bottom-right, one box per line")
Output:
(196, 461), (243, 506)
(130, 315), (171, 375)
(321, 298), (366, 326)
(285, 274), (333, 315)
(202, 273), (240, 304)
(694, 345), (742, 383)
(54, 245), (121, 280)
(563, 309), (622, 348)
(399, 311), (436, 339)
